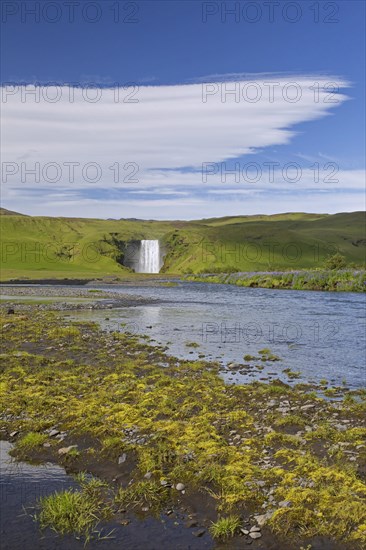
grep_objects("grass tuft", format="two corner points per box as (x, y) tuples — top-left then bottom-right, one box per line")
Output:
(115, 480), (169, 512)
(36, 474), (110, 542)
(210, 515), (241, 539)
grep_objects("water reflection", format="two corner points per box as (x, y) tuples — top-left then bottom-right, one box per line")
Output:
(71, 282), (366, 389)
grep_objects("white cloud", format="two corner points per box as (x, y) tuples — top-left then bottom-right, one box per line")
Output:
(1, 76), (362, 218)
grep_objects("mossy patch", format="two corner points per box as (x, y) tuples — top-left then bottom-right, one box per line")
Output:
(0, 310), (365, 547)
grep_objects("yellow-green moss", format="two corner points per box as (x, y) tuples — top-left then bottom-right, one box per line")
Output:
(0, 311), (365, 547)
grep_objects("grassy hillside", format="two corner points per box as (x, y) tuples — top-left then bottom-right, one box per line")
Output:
(0, 215), (180, 280)
(161, 211), (366, 273)
(0, 207), (27, 216)
(0, 211), (365, 280)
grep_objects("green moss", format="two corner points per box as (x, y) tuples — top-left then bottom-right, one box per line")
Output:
(274, 414), (306, 428)
(243, 354), (257, 361)
(100, 436), (129, 458)
(1, 311), (365, 548)
(14, 432), (48, 454)
(48, 326), (81, 339)
(283, 368), (301, 379)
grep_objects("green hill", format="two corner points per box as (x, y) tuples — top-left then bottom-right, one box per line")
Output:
(0, 207), (27, 216)
(0, 211), (365, 280)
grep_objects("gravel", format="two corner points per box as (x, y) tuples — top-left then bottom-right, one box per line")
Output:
(0, 285), (158, 311)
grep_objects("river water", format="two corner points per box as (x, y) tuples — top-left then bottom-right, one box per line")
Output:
(2, 282), (364, 548)
(0, 441), (214, 549)
(70, 281), (366, 390)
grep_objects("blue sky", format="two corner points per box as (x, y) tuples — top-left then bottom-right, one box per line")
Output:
(1, 0), (365, 218)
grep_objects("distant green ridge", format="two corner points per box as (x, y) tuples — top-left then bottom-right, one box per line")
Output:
(0, 210), (365, 280)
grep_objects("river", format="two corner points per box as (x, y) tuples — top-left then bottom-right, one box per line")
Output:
(70, 281), (366, 389)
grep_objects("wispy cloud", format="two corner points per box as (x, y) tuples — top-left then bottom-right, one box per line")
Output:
(1, 75), (361, 218)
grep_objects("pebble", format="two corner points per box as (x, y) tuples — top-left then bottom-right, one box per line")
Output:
(278, 500), (292, 508)
(250, 526), (261, 532)
(118, 453), (127, 465)
(192, 529), (206, 537)
(144, 472), (152, 480)
(254, 512), (272, 526)
(175, 483), (185, 491)
(301, 404), (315, 411)
(58, 445), (78, 455)
(249, 532), (262, 539)
(186, 519), (198, 528)
(183, 452), (195, 462)
(49, 429), (60, 437)
(9, 431), (19, 437)
(335, 424), (347, 432)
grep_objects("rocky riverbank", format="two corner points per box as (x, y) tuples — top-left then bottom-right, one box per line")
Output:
(1, 304), (365, 548)
(0, 285), (158, 311)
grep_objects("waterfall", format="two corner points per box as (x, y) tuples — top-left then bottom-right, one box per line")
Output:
(138, 240), (161, 273)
